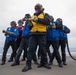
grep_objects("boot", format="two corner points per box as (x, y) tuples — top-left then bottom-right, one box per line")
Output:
(34, 61), (39, 65)
(63, 62), (67, 65)
(21, 58), (25, 61)
(1, 61), (5, 65)
(48, 61), (53, 65)
(43, 64), (51, 69)
(8, 59), (13, 62)
(11, 62), (20, 66)
(58, 63), (63, 68)
(22, 65), (31, 72)
(37, 63), (43, 68)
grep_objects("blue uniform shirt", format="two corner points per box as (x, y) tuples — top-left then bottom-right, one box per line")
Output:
(5, 27), (19, 41)
(22, 24), (30, 38)
(58, 25), (70, 40)
(47, 22), (59, 41)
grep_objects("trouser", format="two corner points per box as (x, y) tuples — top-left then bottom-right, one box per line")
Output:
(46, 41), (52, 61)
(37, 47), (41, 59)
(9, 39), (22, 60)
(14, 38), (28, 63)
(59, 38), (67, 62)
(47, 40), (62, 64)
(2, 41), (16, 62)
(16, 39), (22, 50)
(26, 34), (48, 67)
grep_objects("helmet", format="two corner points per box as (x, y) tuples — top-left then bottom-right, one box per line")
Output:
(56, 18), (63, 26)
(56, 18), (63, 22)
(10, 21), (16, 26)
(35, 4), (43, 10)
(49, 15), (54, 22)
(22, 13), (31, 21)
(25, 14), (31, 18)
(34, 3), (44, 13)
(18, 19), (23, 24)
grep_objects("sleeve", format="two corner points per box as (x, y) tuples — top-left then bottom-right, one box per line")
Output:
(22, 26), (25, 37)
(62, 26), (70, 34)
(4, 27), (10, 36)
(12, 29), (19, 37)
(37, 13), (50, 25)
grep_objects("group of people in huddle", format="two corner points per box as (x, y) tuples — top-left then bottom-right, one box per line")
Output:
(1, 3), (70, 72)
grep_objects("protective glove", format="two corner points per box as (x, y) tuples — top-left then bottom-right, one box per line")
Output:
(50, 23), (56, 29)
(2, 30), (6, 33)
(2, 30), (14, 35)
(52, 25), (56, 28)
(33, 18), (38, 22)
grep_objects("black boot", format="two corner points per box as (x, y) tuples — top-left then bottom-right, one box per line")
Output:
(11, 62), (20, 66)
(34, 61), (39, 65)
(48, 61), (53, 65)
(21, 58), (25, 61)
(63, 62), (67, 65)
(43, 64), (51, 69)
(37, 63), (43, 68)
(22, 66), (31, 72)
(8, 59), (13, 62)
(58, 63), (63, 68)
(1, 61), (5, 65)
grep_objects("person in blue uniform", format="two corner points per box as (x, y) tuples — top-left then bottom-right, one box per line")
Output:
(11, 14), (31, 66)
(46, 16), (63, 67)
(1, 21), (19, 65)
(8, 19), (24, 62)
(56, 18), (70, 65)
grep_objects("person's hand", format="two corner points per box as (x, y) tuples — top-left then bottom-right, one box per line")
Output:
(2, 30), (6, 33)
(33, 18), (38, 22)
(52, 25), (56, 28)
(50, 23), (56, 28)
(25, 18), (31, 21)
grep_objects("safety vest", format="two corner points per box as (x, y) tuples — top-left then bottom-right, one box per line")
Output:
(31, 13), (47, 32)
